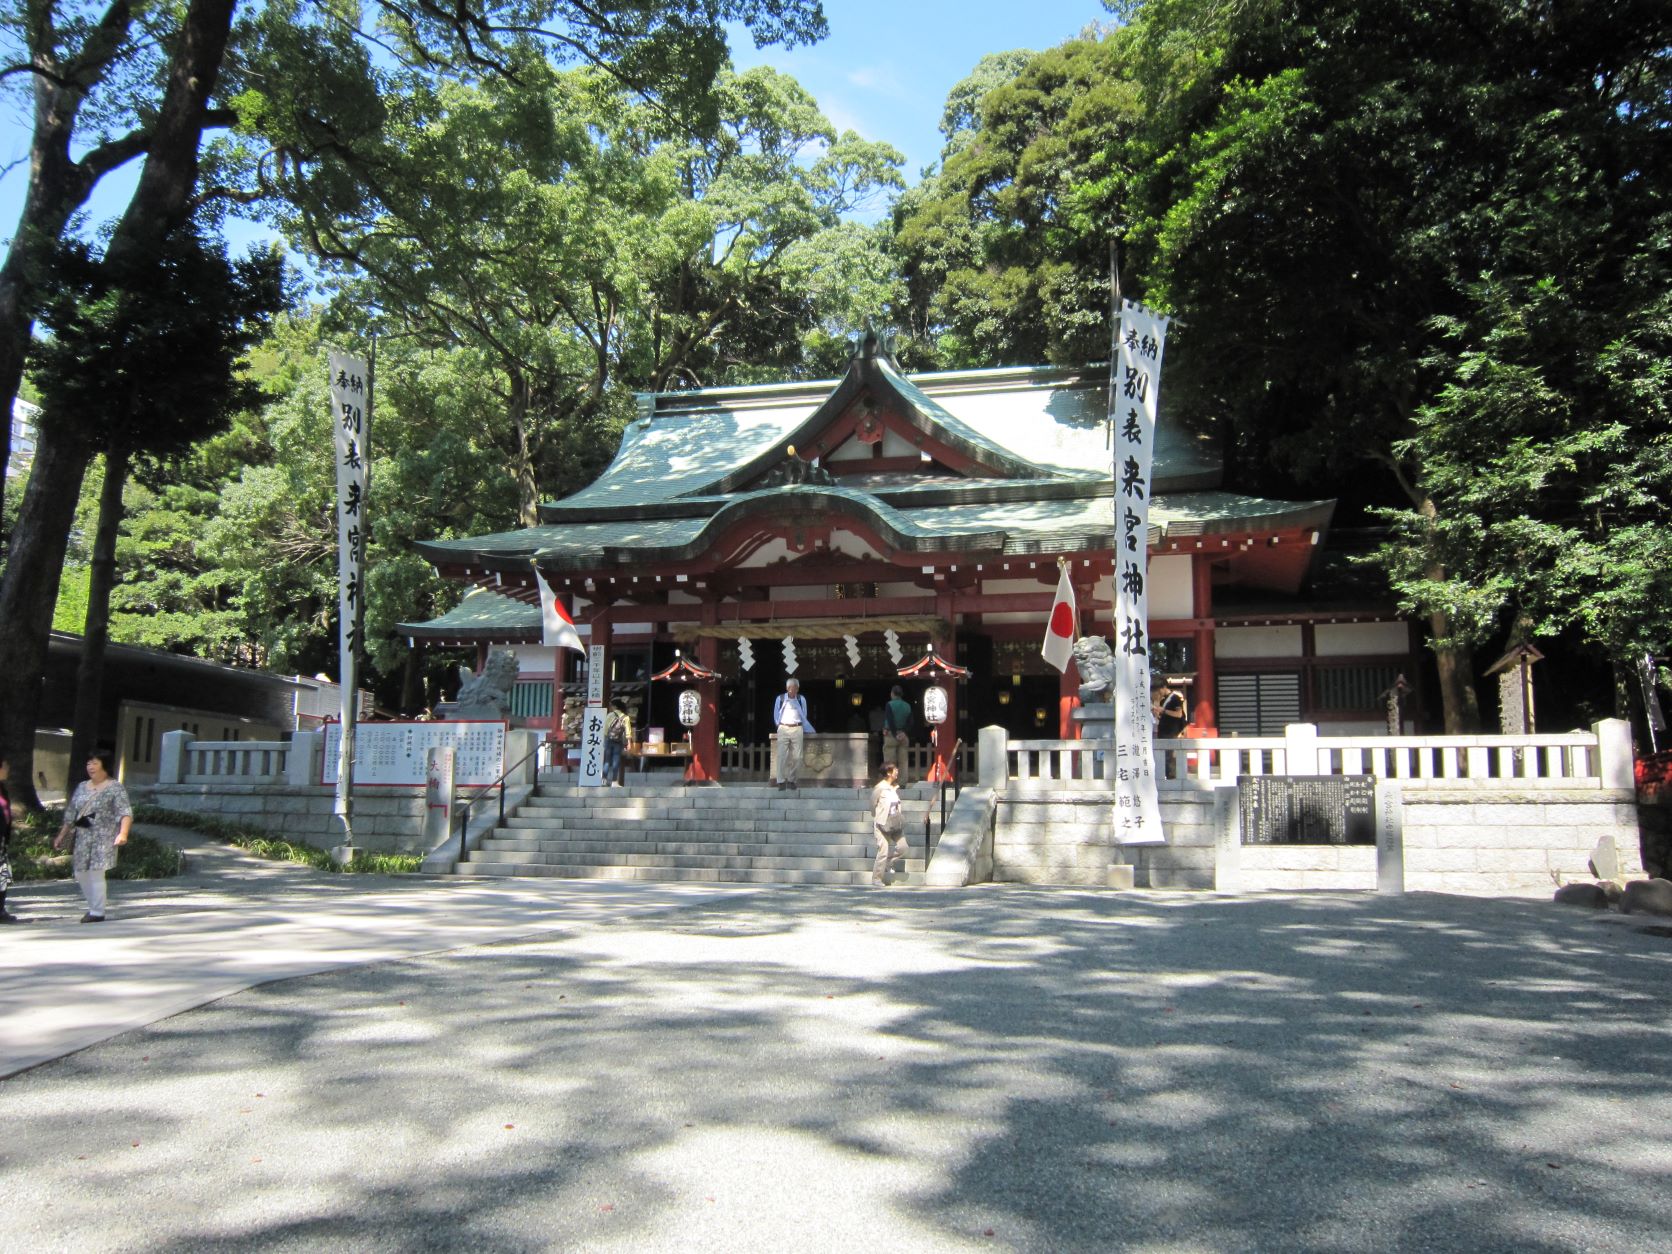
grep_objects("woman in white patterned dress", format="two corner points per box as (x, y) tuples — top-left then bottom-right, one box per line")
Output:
(53, 751), (131, 923)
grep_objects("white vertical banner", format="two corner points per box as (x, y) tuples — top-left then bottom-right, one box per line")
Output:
(329, 349), (371, 834)
(1112, 300), (1169, 845)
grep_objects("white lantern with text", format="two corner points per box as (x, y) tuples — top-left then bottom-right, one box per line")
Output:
(678, 688), (702, 728)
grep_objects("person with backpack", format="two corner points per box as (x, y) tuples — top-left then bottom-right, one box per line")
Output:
(604, 699), (632, 787)
(882, 684), (913, 778)
(870, 763), (909, 886)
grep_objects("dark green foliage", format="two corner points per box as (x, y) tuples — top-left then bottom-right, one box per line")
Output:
(31, 231), (290, 459)
(8, 810), (185, 881)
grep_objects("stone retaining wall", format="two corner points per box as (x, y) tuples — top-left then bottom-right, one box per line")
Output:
(144, 784), (431, 856)
(992, 785), (1644, 895)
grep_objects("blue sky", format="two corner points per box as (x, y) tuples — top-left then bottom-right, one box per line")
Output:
(0, 0), (1112, 252)
(732, 0), (1114, 178)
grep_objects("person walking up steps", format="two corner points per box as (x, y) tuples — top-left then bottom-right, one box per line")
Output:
(773, 678), (814, 790)
(54, 751), (131, 923)
(871, 764), (909, 886)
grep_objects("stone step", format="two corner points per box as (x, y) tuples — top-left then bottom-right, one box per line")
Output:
(500, 815), (880, 835)
(452, 862), (924, 886)
(466, 849), (925, 873)
(478, 837), (895, 858)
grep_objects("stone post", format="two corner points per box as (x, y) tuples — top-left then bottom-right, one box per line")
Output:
(158, 731), (196, 785)
(1284, 723), (1322, 775)
(1211, 785), (1241, 892)
(978, 725), (1008, 790)
(286, 730), (323, 788)
(1375, 781), (1405, 894)
(1594, 718), (1635, 791)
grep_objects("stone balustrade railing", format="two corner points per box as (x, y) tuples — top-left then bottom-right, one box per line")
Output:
(992, 720), (1634, 793)
(158, 729), (325, 788)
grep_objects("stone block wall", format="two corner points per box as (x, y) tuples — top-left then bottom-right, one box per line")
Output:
(1400, 789), (1642, 894)
(993, 785), (1643, 896)
(146, 783), (430, 855)
(993, 791), (1219, 889)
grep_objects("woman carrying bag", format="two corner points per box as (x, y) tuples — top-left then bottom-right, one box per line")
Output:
(53, 751), (131, 923)
(870, 763), (910, 887)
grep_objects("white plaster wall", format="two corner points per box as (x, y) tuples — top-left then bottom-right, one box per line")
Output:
(1096, 554), (1191, 619)
(1314, 622), (1410, 656)
(1216, 625), (1304, 658)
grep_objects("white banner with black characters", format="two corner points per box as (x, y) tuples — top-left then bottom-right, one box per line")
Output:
(329, 350), (370, 824)
(1112, 300), (1169, 846)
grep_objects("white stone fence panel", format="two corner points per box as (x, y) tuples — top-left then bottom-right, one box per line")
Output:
(996, 720), (1632, 793)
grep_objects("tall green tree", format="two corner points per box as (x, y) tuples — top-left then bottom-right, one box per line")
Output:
(1122, 0), (1672, 730)
(276, 62), (900, 524)
(30, 230), (288, 786)
(0, 0), (830, 808)
(894, 37), (1138, 367)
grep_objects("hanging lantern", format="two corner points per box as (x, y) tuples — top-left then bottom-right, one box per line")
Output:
(923, 685), (949, 725)
(678, 688), (702, 727)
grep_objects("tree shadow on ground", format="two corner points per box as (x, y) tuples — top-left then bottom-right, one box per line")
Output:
(3, 889), (1670, 1252)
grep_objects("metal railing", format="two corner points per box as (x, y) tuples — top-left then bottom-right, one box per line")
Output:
(453, 738), (557, 864)
(921, 739), (963, 867)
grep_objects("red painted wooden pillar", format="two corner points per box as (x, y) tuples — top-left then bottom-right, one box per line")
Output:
(1059, 660), (1080, 739)
(929, 591), (958, 782)
(687, 601), (721, 784)
(1191, 554), (1217, 732)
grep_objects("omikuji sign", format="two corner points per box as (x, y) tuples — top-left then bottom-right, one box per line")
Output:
(1111, 300), (1169, 846)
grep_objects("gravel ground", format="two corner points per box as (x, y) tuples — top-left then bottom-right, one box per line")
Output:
(3, 879), (1670, 1252)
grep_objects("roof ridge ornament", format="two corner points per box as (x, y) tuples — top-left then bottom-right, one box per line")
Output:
(849, 322), (900, 366)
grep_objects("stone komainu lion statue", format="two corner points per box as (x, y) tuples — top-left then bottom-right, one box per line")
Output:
(1072, 636), (1118, 704)
(454, 648), (522, 719)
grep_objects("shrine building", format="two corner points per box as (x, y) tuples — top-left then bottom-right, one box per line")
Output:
(400, 331), (1417, 783)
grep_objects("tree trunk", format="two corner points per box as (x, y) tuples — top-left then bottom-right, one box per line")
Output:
(67, 448), (131, 785)
(401, 642), (423, 713)
(508, 369), (540, 526)
(1428, 615), (1482, 734)
(0, 431), (96, 810)
(0, 0), (147, 531)
(0, 0), (239, 809)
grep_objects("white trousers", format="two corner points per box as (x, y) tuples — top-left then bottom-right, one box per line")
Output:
(76, 869), (108, 918)
(776, 724), (804, 783)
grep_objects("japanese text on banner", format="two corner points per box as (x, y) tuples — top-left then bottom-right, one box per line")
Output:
(329, 351), (370, 666)
(1112, 300), (1169, 846)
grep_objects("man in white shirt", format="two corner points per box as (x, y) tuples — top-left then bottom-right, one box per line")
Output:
(772, 678), (815, 790)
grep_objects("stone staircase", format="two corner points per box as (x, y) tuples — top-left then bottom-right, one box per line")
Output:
(450, 780), (930, 886)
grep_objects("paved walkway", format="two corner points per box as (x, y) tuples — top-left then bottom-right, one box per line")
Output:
(3, 831), (1672, 1251)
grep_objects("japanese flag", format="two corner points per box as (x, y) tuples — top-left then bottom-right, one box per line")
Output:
(535, 567), (585, 653)
(1041, 564), (1076, 673)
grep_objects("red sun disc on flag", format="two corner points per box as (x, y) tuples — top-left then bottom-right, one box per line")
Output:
(1049, 602), (1075, 637)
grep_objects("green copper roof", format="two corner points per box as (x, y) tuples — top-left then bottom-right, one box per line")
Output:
(542, 358), (1220, 516)
(415, 488), (1333, 573)
(397, 589), (539, 640)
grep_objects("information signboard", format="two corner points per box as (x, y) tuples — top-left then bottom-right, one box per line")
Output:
(321, 720), (506, 788)
(578, 705), (608, 788)
(1238, 775), (1377, 845)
